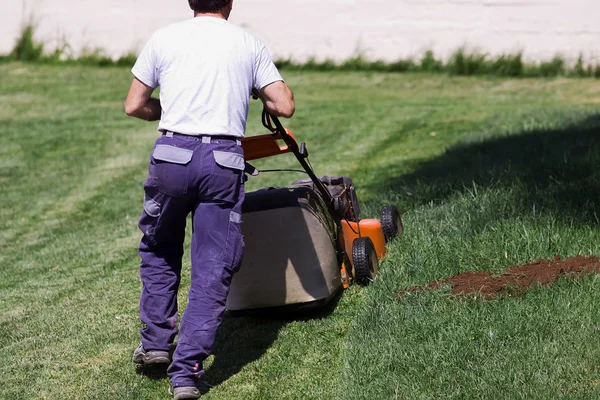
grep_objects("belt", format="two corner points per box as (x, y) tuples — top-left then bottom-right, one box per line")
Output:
(162, 131), (242, 146)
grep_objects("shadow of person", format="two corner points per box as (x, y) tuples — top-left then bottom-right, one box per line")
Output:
(364, 112), (600, 225)
(203, 291), (342, 387)
(135, 292), (342, 392)
(135, 363), (169, 380)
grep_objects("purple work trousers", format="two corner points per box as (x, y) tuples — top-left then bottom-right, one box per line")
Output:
(137, 133), (245, 388)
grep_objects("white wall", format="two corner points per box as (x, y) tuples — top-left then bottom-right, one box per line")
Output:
(1, 0), (599, 63)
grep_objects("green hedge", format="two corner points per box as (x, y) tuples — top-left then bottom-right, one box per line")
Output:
(3, 23), (599, 78)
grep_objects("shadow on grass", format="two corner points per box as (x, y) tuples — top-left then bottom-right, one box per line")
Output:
(135, 363), (169, 380)
(134, 293), (342, 388)
(204, 292), (342, 387)
(365, 113), (600, 224)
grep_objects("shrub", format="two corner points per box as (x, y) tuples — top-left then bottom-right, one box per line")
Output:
(366, 60), (390, 72)
(115, 53), (138, 67)
(420, 50), (443, 72)
(76, 49), (114, 66)
(301, 57), (336, 71)
(274, 58), (293, 70)
(490, 54), (523, 77)
(571, 55), (587, 77)
(447, 49), (489, 76)
(10, 24), (44, 62)
(339, 57), (369, 71)
(539, 56), (565, 77)
(388, 59), (416, 72)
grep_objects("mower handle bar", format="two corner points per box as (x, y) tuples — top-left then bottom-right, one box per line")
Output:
(260, 110), (335, 210)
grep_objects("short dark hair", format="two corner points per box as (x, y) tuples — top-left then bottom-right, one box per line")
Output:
(188, 0), (230, 13)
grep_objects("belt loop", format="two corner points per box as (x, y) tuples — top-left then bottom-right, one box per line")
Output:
(166, 131), (173, 138)
(236, 139), (242, 146)
(202, 136), (211, 144)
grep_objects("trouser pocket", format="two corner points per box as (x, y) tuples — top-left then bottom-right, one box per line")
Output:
(204, 149), (244, 203)
(138, 186), (188, 248)
(138, 192), (161, 247)
(222, 210), (245, 273)
(147, 144), (193, 196)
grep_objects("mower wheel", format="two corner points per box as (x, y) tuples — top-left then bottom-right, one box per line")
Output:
(381, 205), (403, 243)
(352, 237), (379, 285)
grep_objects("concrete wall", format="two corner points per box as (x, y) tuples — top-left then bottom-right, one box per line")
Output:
(1, 0), (599, 63)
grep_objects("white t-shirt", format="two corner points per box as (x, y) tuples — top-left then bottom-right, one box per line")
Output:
(132, 16), (283, 138)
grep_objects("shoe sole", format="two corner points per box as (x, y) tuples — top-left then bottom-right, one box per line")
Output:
(173, 391), (201, 400)
(133, 353), (170, 365)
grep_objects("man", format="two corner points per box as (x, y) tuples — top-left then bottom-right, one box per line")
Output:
(124, 1), (294, 398)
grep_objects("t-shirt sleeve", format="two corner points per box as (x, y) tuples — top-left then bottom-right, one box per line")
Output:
(253, 45), (283, 91)
(131, 34), (159, 88)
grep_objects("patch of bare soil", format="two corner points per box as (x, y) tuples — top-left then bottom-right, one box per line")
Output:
(397, 255), (600, 299)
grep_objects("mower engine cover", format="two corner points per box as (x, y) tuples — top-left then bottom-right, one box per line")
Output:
(291, 176), (361, 222)
(226, 184), (342, 312)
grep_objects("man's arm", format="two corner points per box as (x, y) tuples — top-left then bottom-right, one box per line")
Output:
(255, 81), (295, 118)
(124, 78), (161, 121)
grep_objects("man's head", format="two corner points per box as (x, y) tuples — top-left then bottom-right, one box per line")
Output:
(189, 0), (233, 14)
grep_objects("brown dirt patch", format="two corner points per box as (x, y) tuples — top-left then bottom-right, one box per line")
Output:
(397, 255), (600, 299)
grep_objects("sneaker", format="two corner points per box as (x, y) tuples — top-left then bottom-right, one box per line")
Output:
(172, 386), (201, 400)
(132, 344), (170, 365)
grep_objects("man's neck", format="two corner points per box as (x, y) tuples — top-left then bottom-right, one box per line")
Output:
(194, 12), (228, 20)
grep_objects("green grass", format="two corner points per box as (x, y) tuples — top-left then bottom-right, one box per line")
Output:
(1, 63), (600, 399)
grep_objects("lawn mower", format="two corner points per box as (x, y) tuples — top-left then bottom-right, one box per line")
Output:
(226, 110), (403, 313)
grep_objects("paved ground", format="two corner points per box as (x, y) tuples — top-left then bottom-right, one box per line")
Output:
(1, 0), (599, 62)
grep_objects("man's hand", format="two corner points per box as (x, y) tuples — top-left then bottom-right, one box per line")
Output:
(124, 78), (162, 121)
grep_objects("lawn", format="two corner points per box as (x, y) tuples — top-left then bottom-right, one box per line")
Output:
(1, 63), (600, 399)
